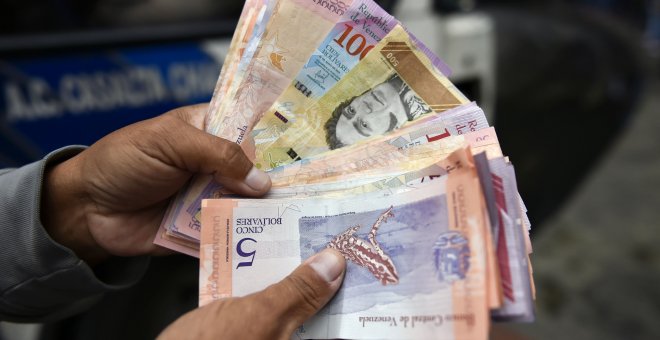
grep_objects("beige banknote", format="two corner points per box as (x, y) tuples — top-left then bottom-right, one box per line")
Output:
(267, 144), (487, 199)
(266, 101), (488, 181)
(216, 0), (355, 144)
(248, 0), (398, 151)
(269, 125), (501, 187)
(205, 0), (267, 133)
(253, 24), (468, 170)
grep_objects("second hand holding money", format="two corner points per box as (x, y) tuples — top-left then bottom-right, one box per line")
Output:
(159, 248), (346, 339)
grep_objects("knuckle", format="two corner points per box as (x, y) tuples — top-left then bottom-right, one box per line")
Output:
(166, 106), (187, 119)
(130, 119), (169, 150)
(147, 115), (183, 147)
(166, 105), (193, 121)
(219, 142), (246, 170)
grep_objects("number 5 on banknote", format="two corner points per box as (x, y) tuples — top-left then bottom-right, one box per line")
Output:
(236, 237), (257, 268)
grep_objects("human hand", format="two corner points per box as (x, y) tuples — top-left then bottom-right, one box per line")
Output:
(41, 104), (271, 264)
(159, 248), (346, 340)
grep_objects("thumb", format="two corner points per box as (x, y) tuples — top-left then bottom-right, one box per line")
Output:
(159, 106), (272, 197)
(255, 248), (346, 335)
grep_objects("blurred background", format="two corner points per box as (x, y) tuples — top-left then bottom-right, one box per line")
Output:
(0, 0), (658, 338)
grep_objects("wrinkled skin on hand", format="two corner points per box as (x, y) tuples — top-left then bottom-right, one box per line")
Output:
(42, 104), (271, 264)
(159, 249), (346, 340)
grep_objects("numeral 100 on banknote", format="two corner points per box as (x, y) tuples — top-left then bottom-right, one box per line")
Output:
(334, 23), (375, 60)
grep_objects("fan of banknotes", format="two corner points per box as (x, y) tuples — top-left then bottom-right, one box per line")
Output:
(153, 0), (535, 338)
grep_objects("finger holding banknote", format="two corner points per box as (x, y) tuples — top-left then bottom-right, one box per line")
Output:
(159, 248), (346, 340)
(42, 104), (272, 265)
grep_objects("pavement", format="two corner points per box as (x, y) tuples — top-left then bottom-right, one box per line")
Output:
(506, 75), (660, 339)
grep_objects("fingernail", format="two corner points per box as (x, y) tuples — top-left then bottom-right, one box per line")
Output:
(309, 249), (344, 283)
(245, 166), (271, 192)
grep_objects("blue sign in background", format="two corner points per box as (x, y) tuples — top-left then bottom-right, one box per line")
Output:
(0, 41), (223, 168)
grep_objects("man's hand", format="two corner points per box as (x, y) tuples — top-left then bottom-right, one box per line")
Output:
(41, 104), (271, 264)
(159, 248), (346, 340)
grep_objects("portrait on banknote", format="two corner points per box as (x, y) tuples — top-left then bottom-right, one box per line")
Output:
(324, 74), (432, 149)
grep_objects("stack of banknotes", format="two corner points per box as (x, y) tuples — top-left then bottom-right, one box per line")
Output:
(153, 0), (535, 338)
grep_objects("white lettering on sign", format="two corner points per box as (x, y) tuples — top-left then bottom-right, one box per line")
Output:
(4, 62), (217, 122)
(5, 78), (60, 120)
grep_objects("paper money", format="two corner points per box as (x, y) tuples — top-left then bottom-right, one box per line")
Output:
(154, 0), (274, 250)
(204, 0), (267, 132)
(165, 1), (459, 243)
(253, 24), (468, 170)
(166, 101), (490, 247)
(272, 128), (501, 190)
(474, 155), (535, 321)
(151, 3), (537, 329)
(252, 0), (397, 130)
(264, 144), (477, 200)
(206, 0), (278, 136)
(200, 158), (490, 339)
(264, 147), (534, 321)
(153, 0), (272, 251)
(250, 0), (451, 153)
(218, 0), (356, 143)
(158, 0), (355, 243)
(157, 101), (493, 250)
(268, 102), (491, 186)
(159, 13), (469, 242)
(166, 0), (397, 242)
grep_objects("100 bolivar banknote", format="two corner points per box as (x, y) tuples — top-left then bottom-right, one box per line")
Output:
(199, 151), (491, 339)
(252, 24), (468, 170)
